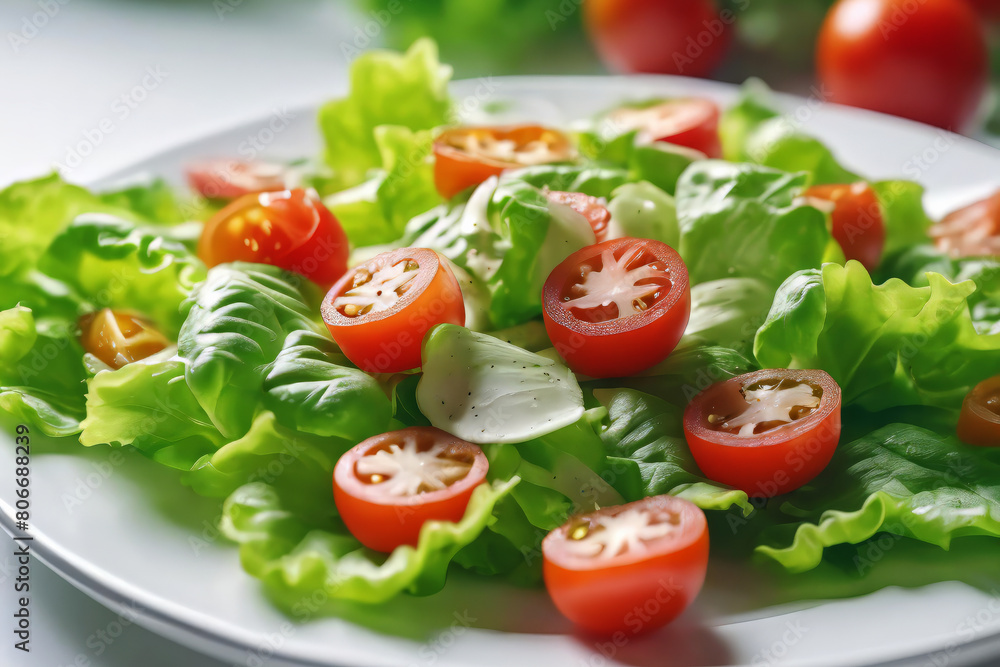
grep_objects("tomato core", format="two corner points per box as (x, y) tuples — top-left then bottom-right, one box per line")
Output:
(333, 427), (488, 552)
(559, 244), (673, 324)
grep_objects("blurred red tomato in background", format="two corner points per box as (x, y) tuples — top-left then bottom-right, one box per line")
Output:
(967, 0), (1000, 21)
(584, 0), (733, 77)
(817, 0), (988, 130)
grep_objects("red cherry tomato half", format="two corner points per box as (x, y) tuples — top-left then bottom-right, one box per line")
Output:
(78, 308), (169, 369)
(957, 375), (1000, 446)
(930, 190), (1000, 257)
(803, 182), (886, 271)
(683, 369), (842, 498)
(543, 495), (709, 636)
(433, 125), (576, 199)
(186, 159), (287, 200)
(542, 237), (691, 378)
(321, 248), (465, 373)
(817, 0), (988, 130)
(198, 188), (349, 288)
(584, 0), (731, 77)
(333, 427), (489, 553)
(607, 99), (722, 158)
(544, 189), (611, 242)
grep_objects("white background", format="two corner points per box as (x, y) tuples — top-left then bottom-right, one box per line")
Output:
(0, 0), (363, 187)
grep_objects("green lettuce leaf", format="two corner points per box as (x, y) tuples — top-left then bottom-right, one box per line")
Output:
(879, 246), (1000, 335)
(459, 410), (625, 584)
(39, 214), (205, 337)
(721, 83), (932, 260)
(605, 181), (679, 247)
(318, 39), (452, 190)
(0, 270), (85, 337)
(720, 80), (859, 185)
(595, 388), (753, 514)
(675, 161), (830, 288)
(221, 478), (515, 605)
(79, 348), (367, 500)
(576, 111), (699, 195)
(627, 142), (700, 195)
(589, 345), (758, 407)
(679, 277), (774, 357)
(0, 173), (133, 279)
(755, 261), (1000, 411)
(184, 411), (348, 500)
(97, 178), (204, 225)
(488, 178), (596, 325)
(511, 164), (629, 198)
(177, 263), (324, 438)
(871, 180), (933, 258)
(79, 356), (222, 467)
(756, 424), (1000, 573)
(262, 330), (391, 441)
(744, 117), (860, 185)
(324, 126), (442, 247)
(417, 324), (583, 443)
(719, 79), (779, 163)
(0, 306), (87, 436)
(405, 175), (596, 327)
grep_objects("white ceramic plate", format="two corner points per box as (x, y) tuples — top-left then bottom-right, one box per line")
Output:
(3, 76), (1000, 667)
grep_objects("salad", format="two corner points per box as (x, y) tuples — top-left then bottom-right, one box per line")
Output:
(3, 38), (1000, 637)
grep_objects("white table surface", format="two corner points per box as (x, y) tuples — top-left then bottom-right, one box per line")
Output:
(0, 0), (362, 187)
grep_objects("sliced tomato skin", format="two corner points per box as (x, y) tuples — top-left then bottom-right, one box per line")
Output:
(78, 309), (168, 369)
(333, 427), (489, 553)
(433, 125), (575, 199)
(957, 375), (1000, 446)
(542, 495), (708, 636)
(683, 369), (842, 498)
(197, 188), (349, 288)
(652, 99), (721, 158)
(321, 248), (465, 373)
(608, 99), (722, 158)
(434, 146), (508, 200)
(804, 183), (886, 271)
(186, 159), (286, 200)
(544, 190), (611, 241)
(542, 238), (691, 378)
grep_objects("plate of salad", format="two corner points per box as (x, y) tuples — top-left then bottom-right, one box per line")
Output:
(3, 39), (1000, 667)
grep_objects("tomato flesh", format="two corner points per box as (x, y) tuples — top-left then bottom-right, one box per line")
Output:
(543, 190), (611, 242)
(607, 99), (722, 158)
(683, 369), (842, 497)
(542, 237), (690, 378)
(817, 0), (988, 130)
(78, 309), (168, 369)
(804, 182), (886, 271)
(433, 125), (575, 199)
(957, 375), (1000, 446)
(186, 159), (287, 200)
(321, 248), (465, 373)
(333, 427), (489, 553)
(198, 188), (349, 288)
(930, 190), (1000, 258)
(543, 495), (708, 635)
